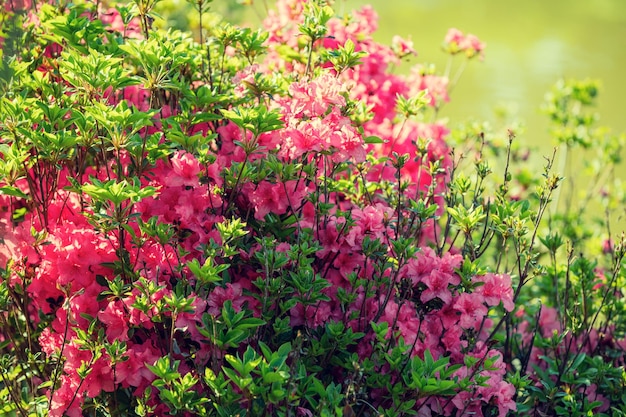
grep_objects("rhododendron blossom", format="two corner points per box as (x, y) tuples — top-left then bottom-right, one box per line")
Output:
(443, 27), (486, 59)
(476, 272), (515, 311)
(454, 292), (488, 329)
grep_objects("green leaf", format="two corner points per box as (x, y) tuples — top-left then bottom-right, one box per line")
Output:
(364, 135), (384, 144)
(0, 186), (28, 199)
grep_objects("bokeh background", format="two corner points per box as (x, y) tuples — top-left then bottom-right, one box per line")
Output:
(341, 0), (626, 156)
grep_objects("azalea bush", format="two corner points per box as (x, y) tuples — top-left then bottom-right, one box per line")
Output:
(0, 0), (625, 416)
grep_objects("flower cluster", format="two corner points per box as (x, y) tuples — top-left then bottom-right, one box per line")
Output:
(443, 27), (486, 59)
(2, 1), (625, 417)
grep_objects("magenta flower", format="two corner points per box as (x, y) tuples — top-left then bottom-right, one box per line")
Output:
(248, 181), (289, 220)
(208, 283), (246, 315)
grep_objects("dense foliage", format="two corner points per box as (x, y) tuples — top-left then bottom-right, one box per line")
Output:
(1, 0), (625, 416)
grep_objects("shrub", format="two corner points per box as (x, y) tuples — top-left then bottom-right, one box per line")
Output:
(0, 1), (624, 416)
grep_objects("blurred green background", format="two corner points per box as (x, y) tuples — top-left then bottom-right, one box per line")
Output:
(341, 0), (626, 156)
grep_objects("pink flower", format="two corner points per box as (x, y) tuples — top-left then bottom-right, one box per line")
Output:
(404, 247), (440, 285)
(391, 35), (417, 58)
(381, 299), (421, 347)
(402, 247), (461, 294)
(248, 181), (289, 220)
(443, 28), (485, 59)
(438, 303), (462, 331)
(283, 73), (346, 119)
(316, 217), (347, 258)
(290, 301), (338, 328)
(232, 64), (261, 98)
(49, 375), (83, 417)
(216, 122), (248, 163)
(444, 28), (465, 46)
(326, 114), (366, 163)
(583, 383), (610, 412)
(282, 121), (323, 159)
(208, 283), (246, 315)
(441, 324), (466, 354)
(462, 33), (486, 59)
(421, 270), (453, 304)
(122, 85), (150, 111)
(4, 0), (32, 11)
(98, 300), (130, 342)
(68, 285), (104, 328)
(100, 7), (142, 37)
(407, 67), (450, 107)
(454, 292), (487, 329)
(165, 151), (201, 188)
(359, 203), (393, 232)
(450, 390), (480, 416)
(538, 306), (562, 338)
(82, 355), (114, 397)
(115, 342), (160, 387)
(481, 380), (517, 416)
(350, 6), (379, 37)
(175, 296), (207, 340)
(124, 296), (155, 329)
(475, 273), (514, 312)
(333, 251), (365, 280)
